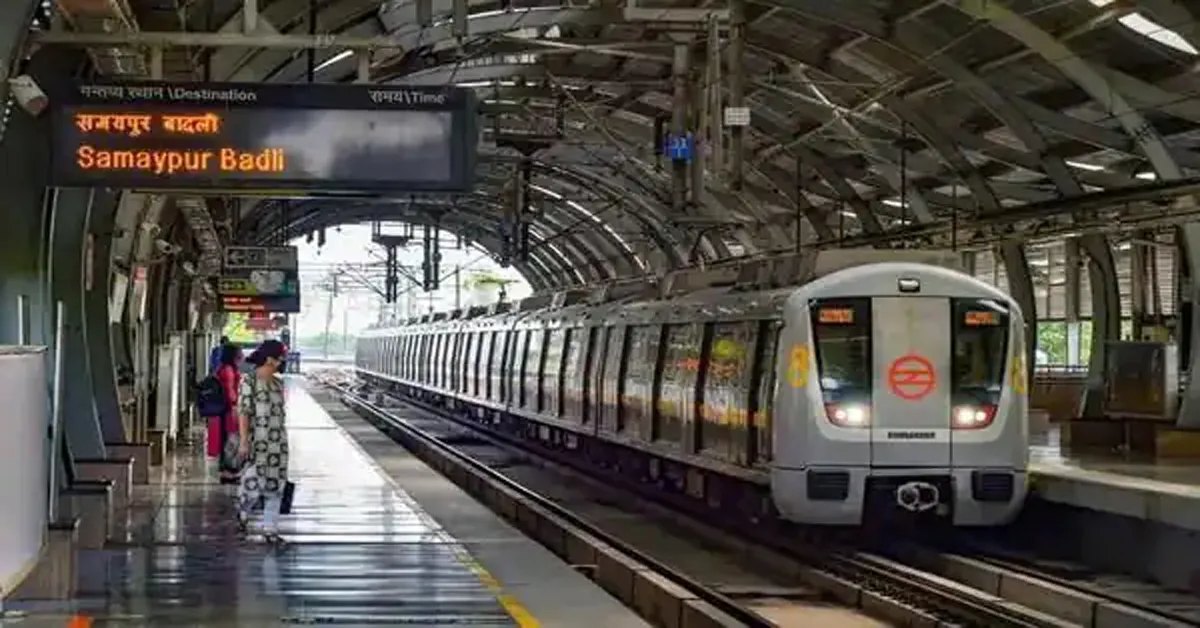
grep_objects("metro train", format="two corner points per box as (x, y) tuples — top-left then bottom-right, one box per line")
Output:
(355, 255), (1029, 527)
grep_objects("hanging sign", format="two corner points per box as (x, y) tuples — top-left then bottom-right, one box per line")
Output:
(887, 354), (936, 401)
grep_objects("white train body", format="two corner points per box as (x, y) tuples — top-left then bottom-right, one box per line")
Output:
(772, 263), (1028, 526)
(355, 258), (1029, 527)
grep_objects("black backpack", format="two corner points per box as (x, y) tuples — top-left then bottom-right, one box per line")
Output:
(197, 375), (229, 417)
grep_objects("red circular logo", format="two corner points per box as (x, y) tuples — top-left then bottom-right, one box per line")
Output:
(887, 354), (936, 401)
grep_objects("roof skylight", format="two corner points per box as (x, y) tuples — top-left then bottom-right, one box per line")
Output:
(1088, 0), (1198, 55)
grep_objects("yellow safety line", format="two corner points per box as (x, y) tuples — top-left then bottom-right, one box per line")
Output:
(452, 549), (542, 628)
(322, 392), (541, 627)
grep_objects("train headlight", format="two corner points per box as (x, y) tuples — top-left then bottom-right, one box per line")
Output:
(825, 402), (870, 427)
(952, 404), (996, 429)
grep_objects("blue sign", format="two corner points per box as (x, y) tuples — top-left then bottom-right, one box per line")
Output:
(665, 133), (694, 162)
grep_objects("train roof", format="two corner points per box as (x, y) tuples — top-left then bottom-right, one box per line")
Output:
(362, 249), (980, 334)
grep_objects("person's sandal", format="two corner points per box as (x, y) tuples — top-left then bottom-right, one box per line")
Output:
(235, 514), (249, 536)
(263, 533), (288, 548)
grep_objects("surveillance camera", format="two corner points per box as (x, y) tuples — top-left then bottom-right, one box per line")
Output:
(7, 75), (48, 117)
(155, 239), (181, 255)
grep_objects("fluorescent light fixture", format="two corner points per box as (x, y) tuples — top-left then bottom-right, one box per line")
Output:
(881, 198), (905, 208)
(1066, 160), (1105, 172)
(314, 50), (353, 73)
(1136, 171), (1156, 180)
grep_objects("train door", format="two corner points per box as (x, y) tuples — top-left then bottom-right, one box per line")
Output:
(870, 297), (952, 467)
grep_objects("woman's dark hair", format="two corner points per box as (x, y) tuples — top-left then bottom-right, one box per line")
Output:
(247, 339), (287, 367)
(218, 343), (241, 366)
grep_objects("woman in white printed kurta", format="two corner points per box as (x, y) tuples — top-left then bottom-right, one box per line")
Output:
(236, 339), (290, 545)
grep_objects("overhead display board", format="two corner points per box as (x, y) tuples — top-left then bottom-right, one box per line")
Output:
(217, 245), (301, 313)
(47, 80), (478, 194)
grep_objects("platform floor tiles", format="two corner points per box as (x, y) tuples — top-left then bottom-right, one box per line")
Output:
(8, 380), (648, 627)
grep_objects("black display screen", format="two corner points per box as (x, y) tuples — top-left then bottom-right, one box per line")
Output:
(47, 81), (477, 194)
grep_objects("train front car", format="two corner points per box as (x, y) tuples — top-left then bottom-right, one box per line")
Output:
(771, 262), (1028, 527)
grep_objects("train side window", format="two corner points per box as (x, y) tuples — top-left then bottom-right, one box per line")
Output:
(413, 336), (423, 383)
(699, 321), (758, 463)
(586, 327), (607, 425)
(561, 328), (583, 419)
(400, 338), (410, 379)
(446, 333), (455, 389)
(453, 333), (465, 391)
(427, 336), (436, 386)
(474, 332), (488, 397)
(476, 331), (487, 396)
(460, 333), (474, 393)
(656, 324), (702, 447)
(497, 331), (510, 402)
(398, 338), (408, 379)
(489, 331), (504, 401)
(601, 326), (626, 433)
(476, 331), (488, 397)
(541, 329), (566, 416)
(437, 334), (448, 388)
(622, 325), (661, 440)
(525, 330), (546, 411)
(434, 334), (442, 386)
(810, 299), (872, 403)
(416, 335), (423, 381)
(559, 329), (578, 417)
(508, 330), (525, 406)
(750, 320), (782, 465)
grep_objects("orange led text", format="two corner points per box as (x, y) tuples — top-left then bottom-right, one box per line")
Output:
(76, 145), (287, 176)
(74, 113), (152, 137)
(162, 113), (221, 134)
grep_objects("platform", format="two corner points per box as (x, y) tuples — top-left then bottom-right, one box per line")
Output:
(8, 378), (648, 627)
(1027, 428), (1200, 533)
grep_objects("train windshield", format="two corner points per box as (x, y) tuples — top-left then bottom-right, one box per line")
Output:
(810, 298), (872, 401)
(952, 299), (1010, 401)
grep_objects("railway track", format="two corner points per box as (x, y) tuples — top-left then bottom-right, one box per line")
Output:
(890, 538), (1200, 628)
(309, 370), (1103, 627)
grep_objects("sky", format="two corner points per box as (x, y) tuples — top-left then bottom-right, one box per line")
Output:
(289, 223), (531, 340)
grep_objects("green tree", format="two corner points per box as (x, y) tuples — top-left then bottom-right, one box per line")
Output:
(467, 270), (516, 289)
(1037, 322), (1067, 364)
(222, 313), (257, 343)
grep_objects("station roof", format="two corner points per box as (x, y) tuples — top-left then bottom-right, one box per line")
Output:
(34, 0), (1200, 291)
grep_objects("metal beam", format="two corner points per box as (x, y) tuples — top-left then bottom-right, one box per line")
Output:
(33, 29), (407, 50)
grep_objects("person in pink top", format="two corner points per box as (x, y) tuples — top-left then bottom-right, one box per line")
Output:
(212, 344), (243, 483)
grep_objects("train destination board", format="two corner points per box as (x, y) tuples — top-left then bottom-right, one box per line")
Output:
(47, 80), (478, 194)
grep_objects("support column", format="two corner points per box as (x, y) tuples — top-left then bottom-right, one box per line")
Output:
(1079, 235), (1121, 418)
(726, 0), (745, 190)
(999, 241), (1036, 392)
(1131, 234), (1147, 340)
(82, 192), (125, 444)
(1064, 239), (1082, 366)
(47, 187), (105, 459)
(1175, 225), (1200, 427)
(670, 40), (690, 213)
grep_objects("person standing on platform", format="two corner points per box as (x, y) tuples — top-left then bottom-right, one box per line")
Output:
(209, 336), (230, 374)
(214, 344), (244, 484)
(236, 340), (291, 546)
